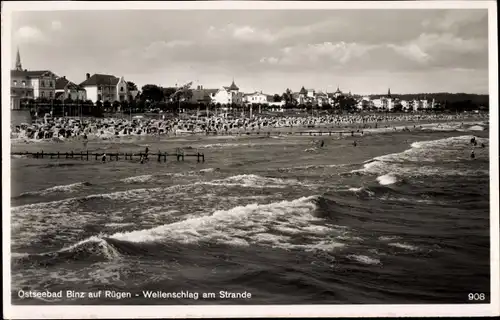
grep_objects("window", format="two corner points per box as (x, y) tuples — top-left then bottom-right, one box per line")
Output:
(42, 81), (45, 87)
(13, 80), (17, 86)
(49, 92), (53, 99)
(98, 94), (102, 101)
(120, 87), (124, 92)
(41, 92), (45, 98)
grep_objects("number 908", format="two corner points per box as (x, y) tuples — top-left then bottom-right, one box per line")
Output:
(468, 293), (485, 301)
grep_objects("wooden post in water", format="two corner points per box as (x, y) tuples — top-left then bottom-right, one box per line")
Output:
(41, 150), (44, 159)
(116, 153), (119, 161)
(80, 152), (83, 160)
(71, 151), (74, 158)
(202, 154), (205, 162)
(57, 152), (60, 159)
(158, 151), (161, 162)
(197, 153), (200, 163)
(95, 153), (98, 160)
(87, 151), (89, 160)
(163, 153), (167, 162)
(35, 152), (39, 159)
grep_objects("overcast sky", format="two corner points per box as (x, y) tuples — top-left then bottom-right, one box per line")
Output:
(11, 8), (489, 95)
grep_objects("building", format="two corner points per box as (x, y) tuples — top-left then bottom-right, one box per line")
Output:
(400, 100), (410, 111)
(210, 80), (244, 105)
(297, 86), (309, 104)
(357, 96), (372, 110)
(333, 86), (343, 99)
(371, 88), (394, 111)
(189, 85), (218, 104)
(315, 91), (329, 107)
(79, 73), (129, 103)
(11, 48), (57, 103)
(244, 91), (269, 105)
(55, 76), (86, 101)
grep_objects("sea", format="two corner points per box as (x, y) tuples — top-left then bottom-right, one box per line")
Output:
(9, 121), (491, 305)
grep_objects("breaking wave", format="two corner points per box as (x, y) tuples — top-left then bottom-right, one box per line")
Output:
(376, 174), (398, 186)
(351, 135), (489, 180)
(18, 182), (92, 197)
(206, 174), (307, 189)
(13, 195), (356, 266)
(120, 175), (154, 183)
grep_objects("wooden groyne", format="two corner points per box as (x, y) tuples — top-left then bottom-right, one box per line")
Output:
(11, 150), (205, 162)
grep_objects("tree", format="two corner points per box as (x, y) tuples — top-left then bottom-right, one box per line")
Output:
(112, 100), (121, 112)
(93, 100), (104, 117)
(102, 100), (111, 111)
(127, 81), (138, 92)
(282, 88), (295, 107)
(392, 103), (403, 113)
(141, 84), (164, 102)
(162, 87), (177, 101)
(273, 94), (282, 102)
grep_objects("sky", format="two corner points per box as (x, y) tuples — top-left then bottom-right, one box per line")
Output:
(10, 7), (490, 95)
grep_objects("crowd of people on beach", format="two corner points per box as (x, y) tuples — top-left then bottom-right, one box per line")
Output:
(11, 112), (487, 142)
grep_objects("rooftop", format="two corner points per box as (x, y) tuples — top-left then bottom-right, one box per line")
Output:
(80, 74), (120, 86)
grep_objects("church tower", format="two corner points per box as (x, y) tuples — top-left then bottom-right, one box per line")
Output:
(15, 47), (23, 71)
(387, 88), (391, 98)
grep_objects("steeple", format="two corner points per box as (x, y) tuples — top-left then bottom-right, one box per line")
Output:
(229, 78), (239, 91)
(15, 47), (23, 71)
(387, 88), (391, 98)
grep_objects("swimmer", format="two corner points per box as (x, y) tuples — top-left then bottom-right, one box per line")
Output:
(481, 143), (486, 148)
(101, 153), (107, 162)
(470, 150), (475, 159)
(320, 140), (325, 148)
(353, 141), (357, 147)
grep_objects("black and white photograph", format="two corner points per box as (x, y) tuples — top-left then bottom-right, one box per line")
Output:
(2, 1), (499, 318)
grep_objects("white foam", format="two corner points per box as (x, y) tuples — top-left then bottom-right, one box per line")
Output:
(20, 181), (91, 196)
(207, 174), (303, 189)
(106, 195), (346, 253)
(376, 174), (398, 185)
(104, 223), (134, 228)
(348, 187), (363, 192)
(353, 135), (490, 178)
(347, 254), (381, 265)
(468, 125), (485, 131)
(388, 242), (419, 251)
(120, 174), (153, 183)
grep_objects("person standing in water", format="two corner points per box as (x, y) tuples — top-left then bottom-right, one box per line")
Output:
(470, 149), (475, 159)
